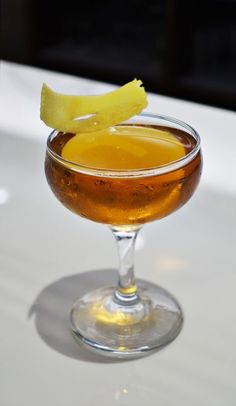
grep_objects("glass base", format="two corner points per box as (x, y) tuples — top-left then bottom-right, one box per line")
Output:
(70, 280), (183, 359)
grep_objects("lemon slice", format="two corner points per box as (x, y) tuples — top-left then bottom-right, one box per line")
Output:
(40, 79), (148, 133)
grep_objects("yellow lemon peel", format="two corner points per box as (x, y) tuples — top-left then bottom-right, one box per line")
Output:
(40, 79), (148, 133)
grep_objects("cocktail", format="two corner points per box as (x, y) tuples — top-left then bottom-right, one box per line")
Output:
(42, 81), (202, 357)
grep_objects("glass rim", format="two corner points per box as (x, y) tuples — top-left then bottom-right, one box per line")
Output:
(46, 113), (201, 178)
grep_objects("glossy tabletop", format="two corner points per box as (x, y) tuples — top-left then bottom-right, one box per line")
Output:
(0, 61), (236, 406)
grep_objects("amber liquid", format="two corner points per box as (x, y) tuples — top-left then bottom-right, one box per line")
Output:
(45, 125), (202, 226)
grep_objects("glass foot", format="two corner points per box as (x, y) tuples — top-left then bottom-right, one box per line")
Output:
(71, 280), (183, 358)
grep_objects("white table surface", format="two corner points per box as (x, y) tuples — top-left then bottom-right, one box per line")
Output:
(0, 61), (236, 406)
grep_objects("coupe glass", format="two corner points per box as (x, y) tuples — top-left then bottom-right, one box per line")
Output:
(45, 113), (202, 358)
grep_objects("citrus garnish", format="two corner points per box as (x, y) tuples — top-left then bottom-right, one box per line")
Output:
(40, 79), (147, 133)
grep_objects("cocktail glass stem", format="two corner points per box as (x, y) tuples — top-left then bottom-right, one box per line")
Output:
(111, 227), (141, 305)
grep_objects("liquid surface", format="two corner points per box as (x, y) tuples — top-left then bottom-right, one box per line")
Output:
(61, 125), (189, 170)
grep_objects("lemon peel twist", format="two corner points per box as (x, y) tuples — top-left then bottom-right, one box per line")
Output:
(40, 79), (148, 133)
